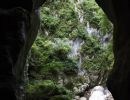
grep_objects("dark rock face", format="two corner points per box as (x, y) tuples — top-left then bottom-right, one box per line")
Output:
(96, 0), (130, 100)
(1, 0), (129, 100)
(0, 8), (29, 100)
(0, 0), (46, 100)
(0, 0), (32, 11)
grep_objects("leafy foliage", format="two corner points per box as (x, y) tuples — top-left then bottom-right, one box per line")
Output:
(26, 80), (72, 100)
(28, 36), (78, 80)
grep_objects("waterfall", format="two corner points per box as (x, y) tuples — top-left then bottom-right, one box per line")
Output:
(69, 0), (87, 76)
(69, 38), (83, 57)
(78, 54), (86, 76)
(68, 38), (86, 76)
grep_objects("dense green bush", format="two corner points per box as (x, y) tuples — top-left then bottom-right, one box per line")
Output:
(26, 80), (72, 100)
(81, 39), (113, 70)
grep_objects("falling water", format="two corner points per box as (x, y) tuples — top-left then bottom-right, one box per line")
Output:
(69, 0), (88, 76)
(69, 38), (83, 58)
(78, 54), (86, 76)
(68, 38), (86, 76)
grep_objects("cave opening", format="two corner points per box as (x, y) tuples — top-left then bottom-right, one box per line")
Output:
(26, 0), (114, 100)
(0, 0), (129, 100)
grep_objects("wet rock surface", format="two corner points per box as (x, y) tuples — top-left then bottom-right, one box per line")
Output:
(74, 85), (114, 100)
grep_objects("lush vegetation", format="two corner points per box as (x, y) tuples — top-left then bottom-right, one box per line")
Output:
(26, 0), (113, 99)
(26, 80), (72, 100)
